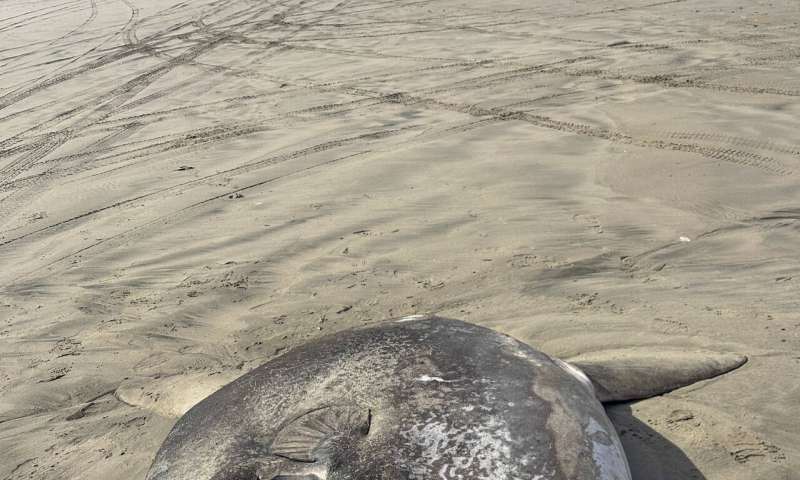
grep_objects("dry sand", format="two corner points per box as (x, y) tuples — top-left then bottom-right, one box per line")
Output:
(1, 0), (799, 478)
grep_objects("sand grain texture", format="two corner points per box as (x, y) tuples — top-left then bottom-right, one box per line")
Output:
(0, 0), (798, 478)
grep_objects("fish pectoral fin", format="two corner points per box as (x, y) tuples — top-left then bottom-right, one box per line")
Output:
(115, 371), (242, 418)
(565, 348), (747, 403)
(272, 404), (371, 462)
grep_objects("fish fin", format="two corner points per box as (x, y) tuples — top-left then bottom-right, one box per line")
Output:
(272, 404), (371, 462)
(565, 349), (747, 403)
(115, 372), (240, 418)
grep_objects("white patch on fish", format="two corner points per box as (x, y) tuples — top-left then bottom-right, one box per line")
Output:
(586, 417), (631, 480)
(397, 314), (430, 323)
(417, 375), (453, 383)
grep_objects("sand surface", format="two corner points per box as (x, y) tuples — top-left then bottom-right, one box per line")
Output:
(1, 0), (799, 478)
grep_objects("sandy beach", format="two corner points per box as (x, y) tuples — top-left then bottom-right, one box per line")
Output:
(1, 0), (799, 478)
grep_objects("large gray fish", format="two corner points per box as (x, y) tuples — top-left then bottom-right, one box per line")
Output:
(140, 315), (746, 480)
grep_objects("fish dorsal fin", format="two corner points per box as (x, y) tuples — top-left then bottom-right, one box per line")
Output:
(115, 372), (241, 418)
(565, 349), (747, 403)
(272, 404), (371, 462)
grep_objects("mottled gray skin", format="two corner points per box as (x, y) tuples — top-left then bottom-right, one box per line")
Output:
(147, 316), (630, 480)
